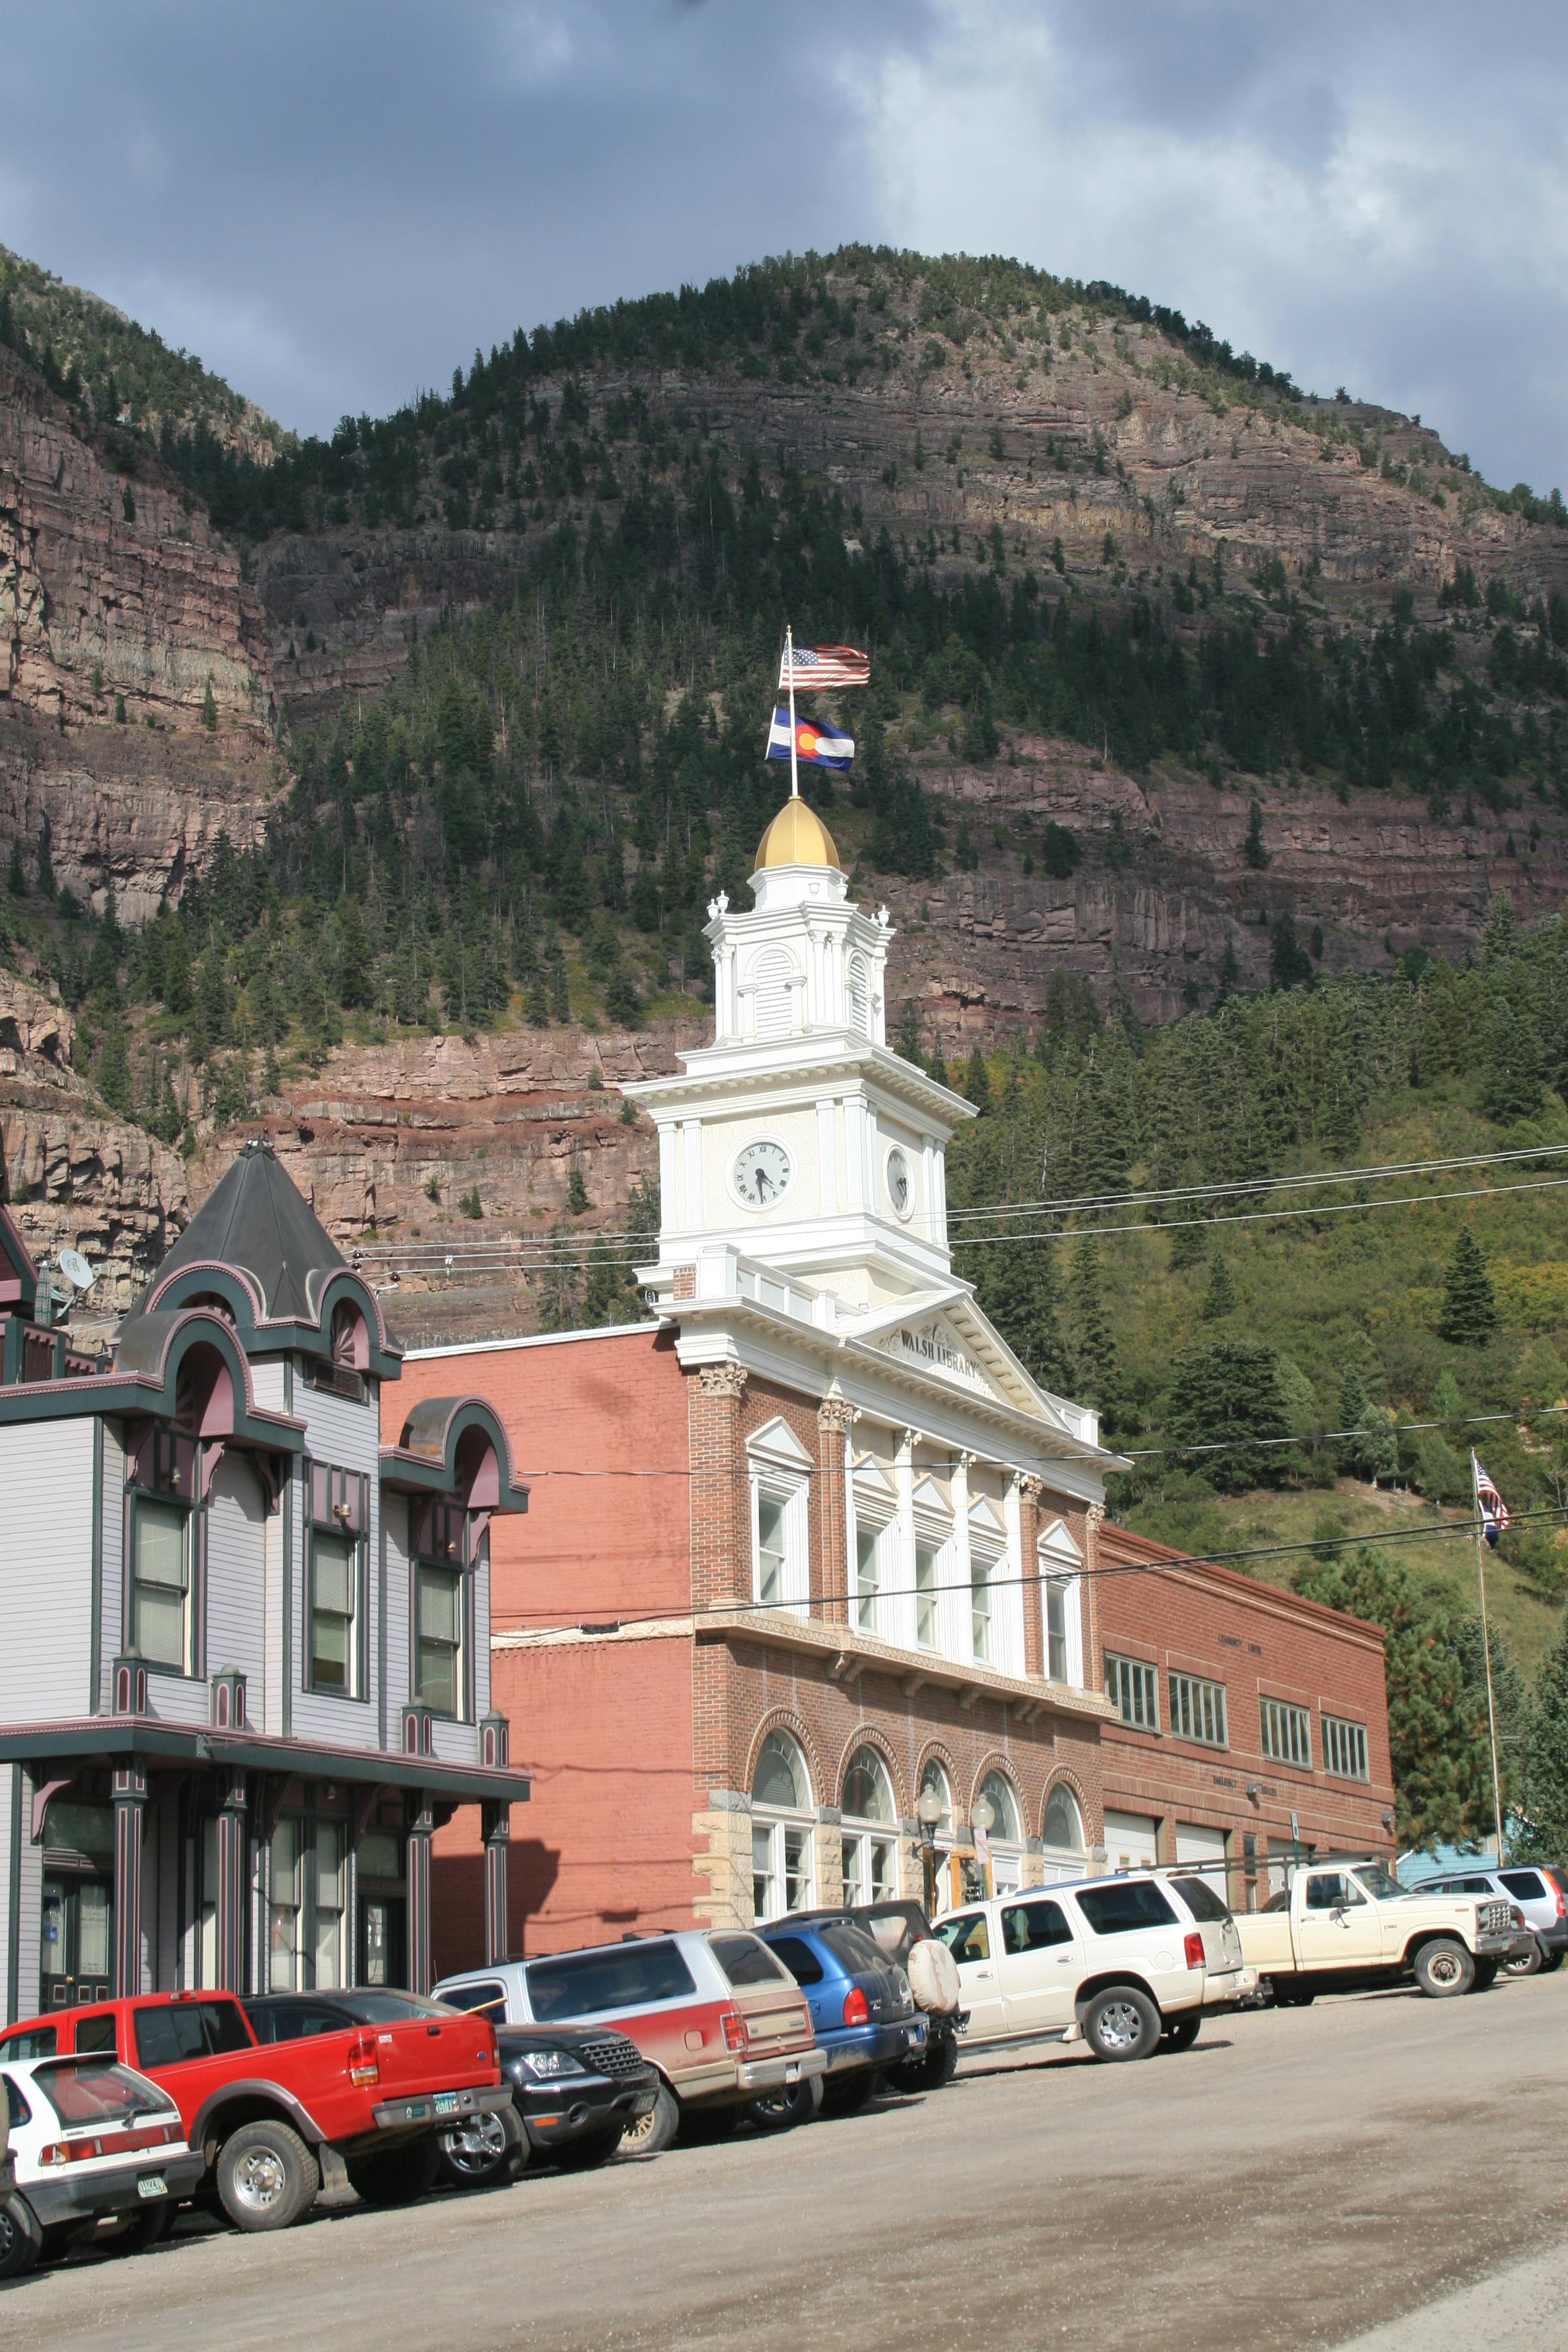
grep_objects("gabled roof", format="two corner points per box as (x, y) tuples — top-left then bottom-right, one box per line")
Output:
(130, 1138), (345, 1326)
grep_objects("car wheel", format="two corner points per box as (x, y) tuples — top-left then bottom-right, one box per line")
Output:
(215, 2120), (320, 2233)
(619, 2081), (680, 2157)
(1271, 1983), (1314, 2009)
(114, 2201), (175, 2253)
(437, 2105), (520, 2191)
(1470, 1959), (1500, 1991)
(1502, 1939), (1542, 1979)
(821, 2069), (881, 2116)
(551, 2125), (627, 2170)
(744, 2075), (825, 2133)
(1159, 2014), (1202, 2053)
(1414, 1937), (1475, 1998)
(0, 2194), (41, 2278)
(676, 2104), (740, 2146)
(1081, 1984), (1162, 2062)
(888, 2032), (958, 2094)
(346, 2137), (440, 2208)
(1538, 1947), (1565, 1974)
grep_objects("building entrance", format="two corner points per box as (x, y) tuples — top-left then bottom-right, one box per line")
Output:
(40, 1873), (112, 2009)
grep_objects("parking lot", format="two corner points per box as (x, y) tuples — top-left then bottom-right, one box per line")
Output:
(7, 1975), (1567, 2352)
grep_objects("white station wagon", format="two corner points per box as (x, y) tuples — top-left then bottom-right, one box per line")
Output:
(0, 2053), (204, 2275)
(935, 1869), (1257, 2061)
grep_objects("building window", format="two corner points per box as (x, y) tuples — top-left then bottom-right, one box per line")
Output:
(757, 1496), (787, 1606)
(750, 1730), (814, 1921)
(1042, 1783), (1085, 1859)
(309, 1532), (357, 1694)
(1261, 1698), (1312, 1769)
(915, 1545), (939, 1649)
(1037, 1520), (1085, 1687)
(1106, 1653), (1160, 1730)
(269, 1818), (303, 1991)
(1322, 1715), (1369, 1781)
(748, 1425), (812, 1618)
(971, 1553), (994, 1664)
(416, 1563), (464, 1717)
(314, 1822), (345, 1986)
(841, 1746), (897, 1906)
(268, 1815), (348, 1992)
(854, 1524), (884, 1634)
(1168, 1672), (1228, 1749)
(1045, 1580), (1071, 1681)
(132, 1498), (192, 1673)
(977, 1769), (1023, 1896)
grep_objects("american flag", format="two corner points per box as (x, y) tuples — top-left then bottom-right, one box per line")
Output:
(1472, 1454), (1510, 1547)
(779, 642), (871, 691)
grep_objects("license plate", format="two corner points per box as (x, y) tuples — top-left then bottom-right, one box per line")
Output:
(784, 2063), (800, 2083)
(434, 2092), (459, 2116)
(136, 2175), (168, 2199)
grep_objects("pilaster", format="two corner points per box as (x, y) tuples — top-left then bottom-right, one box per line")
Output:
(691, 1363), (750, 1612)
(1017, 1473), (1046, 1678)
(816, 1400), (856, 1627)
(111, 1764), (147, 1997)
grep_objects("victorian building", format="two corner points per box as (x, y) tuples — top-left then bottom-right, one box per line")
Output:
(394, 793), (1128, 1968)
(0, 1140), (530, 2020)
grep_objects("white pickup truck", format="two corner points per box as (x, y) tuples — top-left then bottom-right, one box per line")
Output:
(1235, 1857), (1525, 2002)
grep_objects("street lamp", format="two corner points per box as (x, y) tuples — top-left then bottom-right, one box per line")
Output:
(970, 1793), (995, 1900)
(916, 1783), (945, 1919)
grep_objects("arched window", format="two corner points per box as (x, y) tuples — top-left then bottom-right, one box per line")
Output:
(847, 952), (870, 1036)
(751, 1730), (814, 1920)
(752, 948), (796, 1041)
(918, 1757), (954, 1838)
(841, 1745), (897, 1905)
(977, 1769), (1024, 1896)
(1042, 1783), (1086, 1859)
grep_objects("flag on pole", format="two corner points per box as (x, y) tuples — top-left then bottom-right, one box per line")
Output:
(766, 707), (854, 771)
(778, 642), (871, 691)
(1472, 1454), (1510, 1547)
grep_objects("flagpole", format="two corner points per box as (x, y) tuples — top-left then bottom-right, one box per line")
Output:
(785, 622), (799, 800)
(1471, 1452), (1507, 1865)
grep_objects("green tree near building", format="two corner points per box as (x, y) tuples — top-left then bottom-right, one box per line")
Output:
(1480, 995), (1544, 1122)
(962, 1047), (992, 1112)
(1164, 1340), (1291, 1492)
(1438, 1228), (1498, 1345)
(1516, 1606), (1568, 1860)
(1069, 1234), (1120, 1420)
(1199, 1247), (1237, 1322)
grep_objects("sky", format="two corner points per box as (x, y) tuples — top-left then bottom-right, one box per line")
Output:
(5, 1), (1567, 491)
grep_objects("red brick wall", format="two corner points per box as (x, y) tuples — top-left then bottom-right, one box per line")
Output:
(1097, 1523), (1394, 1897)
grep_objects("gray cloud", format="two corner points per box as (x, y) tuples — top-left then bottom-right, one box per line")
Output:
(5, 1), (1565, 491)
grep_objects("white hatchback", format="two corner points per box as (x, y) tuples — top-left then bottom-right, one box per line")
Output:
(934, 1870), (1257, 2061)
(0, 2053), (205, 2275)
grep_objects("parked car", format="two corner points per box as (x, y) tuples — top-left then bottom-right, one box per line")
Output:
(0, 1990), (506, 2231)
(435, 1930), (827, 2154)
(1236, 1857), (1526, 2002)
(336, 1982), (660, 2186)
(935, 1870), (1257, 2062)
(1412, 1864), (1568, 1976)
(754, 1918), (926, 2121)
(0, 2053), (205, 2276)
(783, 1900), (966, 2092)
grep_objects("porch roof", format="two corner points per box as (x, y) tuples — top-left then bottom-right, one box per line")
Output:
(0, 1718), (530, 1805)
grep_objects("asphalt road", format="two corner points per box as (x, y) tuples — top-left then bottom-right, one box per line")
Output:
(7, 1977), (1568, 2352)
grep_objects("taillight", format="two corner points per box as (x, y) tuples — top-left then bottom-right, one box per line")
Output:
(347, 2031), (381, 2088)
(842, 1986), (871, 2028)
(721, 2010), (748, 2053)
(1183, 1933), (1205, 1971)
(40, 2122), (177, 2166)
(1556, 1883), (1565, 1920)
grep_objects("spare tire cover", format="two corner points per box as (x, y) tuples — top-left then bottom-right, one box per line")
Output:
(906, 1936), (961, 2014)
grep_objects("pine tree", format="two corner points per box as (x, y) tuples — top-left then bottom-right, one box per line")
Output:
(535, 1220), (584, 1332)
(6, 840), (25, 897)
(1518, 1605), (1568, 1859)
(1199, 1247), (1237, 1322)
(962, 1047), (992, 1111)
(1336, 1369), (1370, 1470)
(582, 1236), (633, 1327)
(1069, 1234), (1118, 1417)
(977, 1232), (1072, 1395)
(1165, 1340), (1291, 1492)
(548, 944), (569, 1024)
(1480, 995), (1544, 1122)
(567, 1165), (591, 1216)
(1242, 799), (1269, 869)
(1168, 1214), (1208, 1271)
(1438, 1228), (1498, 1345)
(1481, 887), (1517, 969)
(894, 998), (922, 1065)
(95, 1017), (131, 1115)
(201, 677), (218, 731)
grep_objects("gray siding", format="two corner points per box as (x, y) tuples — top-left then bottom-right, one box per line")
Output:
(292, 1381), (383, 1748)
(431, 1719), (481, 1767)
(473, 1550), (491, 1720)
(98, 1420), (126, 1704)
(13, 1770), (42, 2021)
(384, 1493), (412, 1724)
(205, 1453), (268, 1696)
(0, 1420), (95, 1717)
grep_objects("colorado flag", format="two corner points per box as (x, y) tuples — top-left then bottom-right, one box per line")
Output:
(766, 706), (854, 771)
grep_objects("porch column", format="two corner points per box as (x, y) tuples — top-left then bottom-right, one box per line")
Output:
(406, 1796), (435, 1995)
(111, 1765), (148, 1997)
(215, 1771), (249, 1992)
(482, 1802), (510, 1964)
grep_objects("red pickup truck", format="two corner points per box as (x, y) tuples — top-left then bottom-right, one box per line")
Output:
(0, 1991), (505, 2231)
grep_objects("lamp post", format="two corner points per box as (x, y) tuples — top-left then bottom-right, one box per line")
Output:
(970, 1792), (995, 1901)
(916, 1783), (944, 1919)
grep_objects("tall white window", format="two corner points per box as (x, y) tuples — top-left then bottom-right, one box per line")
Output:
(854, 1524), (883, 1635)
(270, 1816), (348, 1990)
(915, 1545), (939, 1649)
(1038, 1520), (1084, 1687)
(977, 1770), (1023, 1896)
(1106, 1653), (1159, 1730)
(751, 1730), (815, 1922)
(841, 1746), (898, 1905)
(757, 1497), (788, 1608)
(1042, 1783), (1086, 1863)
(749, 1420), (813, 1619)
(133, 1499), (191, 1672)
(971, 1553), (994, 1665)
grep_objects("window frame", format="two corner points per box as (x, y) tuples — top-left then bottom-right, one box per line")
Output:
(853, 1518), (886, 1637)
(1105, 1651), (1161, 1732)
(1321, 1713), (1369, 1781)
(268, 1810), (352, 1993)
(1167, 1671), (1229, 1750)
(128, 1489), (195, 1677)
(1260, 1696), (1313, 1770)
(750, 1726), (815, 1922)
(748, 1425), (812, 1620)
(969, 1545), (996, 1666)
(1037, 1520), (1085, 1688)
(840, 1745), (899, 1907)
(409, 1498), (471, 1722)
(304, 1463), (369, 1701)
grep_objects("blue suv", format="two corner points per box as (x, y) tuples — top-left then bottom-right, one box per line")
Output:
(755, 1919), (925, 2120)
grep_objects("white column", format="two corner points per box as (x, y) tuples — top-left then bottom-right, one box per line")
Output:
(844, 1099), (867, 1211)
(817, 1096), (838, 1215)
(658, 1123), (679, 1237)
(1003, 1475), (1025, 1678)
(865, 1104), (881, 1215)
(894, 1428), (917, 1651)
(950, 1453), (974, 1665)
(933, 1144), (949, 1248)
(682, 1120), (703, 1230)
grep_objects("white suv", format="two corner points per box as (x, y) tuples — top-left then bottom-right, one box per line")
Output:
(934, 1871), (1257, 2062)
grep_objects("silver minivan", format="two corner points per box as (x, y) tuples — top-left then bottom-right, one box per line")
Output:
(1418, 1864), (1567, 1976)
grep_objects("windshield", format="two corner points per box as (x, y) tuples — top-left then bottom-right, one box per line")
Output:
(1350, 1863), (1407, 1903)
(34, 2059), (173, 2128)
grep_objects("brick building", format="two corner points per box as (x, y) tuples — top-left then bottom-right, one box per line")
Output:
(391, 789), (1124, 1970)
(1097, 1524), (1395, 1902)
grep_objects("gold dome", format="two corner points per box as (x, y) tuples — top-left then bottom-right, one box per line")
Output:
(754, 795), (842, 871)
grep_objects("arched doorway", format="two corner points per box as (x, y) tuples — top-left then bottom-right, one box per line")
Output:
(840, 1746), (898, 1906)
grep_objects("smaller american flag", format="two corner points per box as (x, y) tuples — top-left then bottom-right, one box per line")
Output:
(1472, 1454), (1510, 1548)
(779, 642), (871, 691)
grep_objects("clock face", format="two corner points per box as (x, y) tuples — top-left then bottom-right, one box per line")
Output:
(886, 1146), (913, 1220)
(732, 1138), (793, 1210)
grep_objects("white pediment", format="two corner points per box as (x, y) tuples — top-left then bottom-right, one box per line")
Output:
(1038, 1515), (1084, 1567)
(872, 1312), (1001, 1400)
(850, 1458), (898, 1504)
(969, 1496), (1007, 1541)
(746, 1415), (814, 1471)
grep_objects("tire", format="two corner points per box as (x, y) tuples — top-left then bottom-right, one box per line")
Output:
(1271, 1983), (1315, 2009)
(215, 2119), (320, 2233)
(1160, 2014), (1202, 2053)
(821, 2068), (881, 2117)
(1539, 1947), (1565, 1974)
(1080, 1984), (1162, 2063)
(115, 2201), (175, 2253)
(1412, 1937), (1475, 1998)
(552, 2125), (627, 2171)
(346, 2137), (440, 2208)
(0, 2193), (41, 2278)
(889, 2032), (959, 2094)
(1470, 1959), (1500, 1991)
(743, 2074), (825, 2133)
(619, 2081), (679, 2157)
(1502, 1940), (1542, 1979)
(675, 2105), (740, 2146)
(437, 2103), (521, 2191)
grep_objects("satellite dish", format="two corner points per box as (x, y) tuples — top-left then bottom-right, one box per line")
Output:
(58, 1248), (96, 1293)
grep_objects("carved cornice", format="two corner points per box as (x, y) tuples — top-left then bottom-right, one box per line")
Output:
(697, 1363), (750, 1400)
(817, 1399), (859, 1433)
(1016, 1473), (1046, 1504)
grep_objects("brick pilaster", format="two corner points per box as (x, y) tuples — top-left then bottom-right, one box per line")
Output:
(1018, 1473), (1045, 1677)
(690, 1363), (749, 1612)
(816, 1400), (856, 1626)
